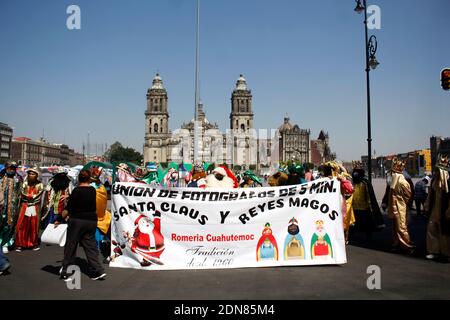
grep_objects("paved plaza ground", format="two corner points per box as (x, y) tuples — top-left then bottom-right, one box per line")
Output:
(1, 179), (449, 300)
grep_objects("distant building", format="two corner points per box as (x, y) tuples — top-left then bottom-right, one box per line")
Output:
(11, 137), (84, 166)
(430, 136), (450, 168)
(169, 101), (227, 164)
(310, 131), (335, 167)
(144, 74), (260, 168)
(11, 137), (42, 166)
(417, 149), (432, 175)
(0, 122), (13, 163)
(143, 73), (337, 169)
(277, 116), (310, 164)
(377, 149), (431, 178)
(68, 148), (86, 166)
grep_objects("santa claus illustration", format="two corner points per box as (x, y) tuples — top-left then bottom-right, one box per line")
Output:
(129, 211), (165, 266)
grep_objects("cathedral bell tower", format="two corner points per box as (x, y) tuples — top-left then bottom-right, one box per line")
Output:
(230, 74), (254, 167)
(230, 74), (253, 132)
(144, 73), (170, 163)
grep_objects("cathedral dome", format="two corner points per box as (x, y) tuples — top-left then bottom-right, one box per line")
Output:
(235, 74), (248, 90)
(151, 73), (165, 90)
(278, 116), (293, 132)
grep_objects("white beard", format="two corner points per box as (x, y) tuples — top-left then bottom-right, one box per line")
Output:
(139, 221), (154, 235)
(205, 174), (235, 188)
(139, 222), (156, 248)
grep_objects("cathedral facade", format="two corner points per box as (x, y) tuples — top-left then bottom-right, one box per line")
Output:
(144, 74), (259, 167)
(277, 116), (311, 164)
(143, 73), (331, 169)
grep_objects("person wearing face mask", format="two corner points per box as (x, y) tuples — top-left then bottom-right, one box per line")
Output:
(15, 167), (45, 252)
(349, 161), (384, 244)
(0, 162), (22, 254)
(41, 167), (72, 228)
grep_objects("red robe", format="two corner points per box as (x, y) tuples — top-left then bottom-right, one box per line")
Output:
(16, 182), (44, 249)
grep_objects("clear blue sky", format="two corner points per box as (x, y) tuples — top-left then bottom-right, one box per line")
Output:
(0, 0), (449, 161)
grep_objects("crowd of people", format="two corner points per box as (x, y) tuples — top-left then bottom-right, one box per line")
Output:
(0, 162), (110, 279)
(1, 154), (449, 278)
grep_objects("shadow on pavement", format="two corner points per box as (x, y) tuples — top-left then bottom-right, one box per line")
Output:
(347, 210), (434, 260)
(41, 257), (94, 276)
(41, 265), (61, 275)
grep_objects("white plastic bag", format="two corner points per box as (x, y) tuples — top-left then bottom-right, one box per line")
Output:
(41, 223), (67, 247)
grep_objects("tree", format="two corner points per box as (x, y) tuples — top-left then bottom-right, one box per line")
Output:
(104, 141), (122, 162)
(104, 141), (143, 164)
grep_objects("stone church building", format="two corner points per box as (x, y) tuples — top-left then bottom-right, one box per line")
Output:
(144, 74), (258, 167)
(144, 73), (333, 168)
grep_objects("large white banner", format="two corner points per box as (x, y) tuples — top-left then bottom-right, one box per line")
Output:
(109, 178), (346, 270)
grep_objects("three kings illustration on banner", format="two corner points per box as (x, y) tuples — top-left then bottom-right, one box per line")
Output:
(256, 223), (279, 261)
(310, 220), (333, 259)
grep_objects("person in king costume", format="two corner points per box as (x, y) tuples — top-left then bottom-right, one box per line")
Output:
(385, 158), (415, 253)
(127, 211), (164, 266)
(15, 167), (45, 251)
(349, 161), (385, 243)
(268, 167), (289, 187)
(284, 217), (305, 260)
(310, 220), (333, 259)
(42, 167), (72, 228)
(116, 163), (137, 183)
(321, 161), (354, 242)
(162, 168), (179, 188)
(187, 164), (207, 189)
(134, 165), (159, 185)
(424, 154), (450, 261)
(0, 162), (22, 253)
(240, 170), (263, 188)
(256, 222), (279, 261)
(286, 163), (307, 185)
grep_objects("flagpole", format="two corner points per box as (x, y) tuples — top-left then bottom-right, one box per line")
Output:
(193, 0), (200, 163)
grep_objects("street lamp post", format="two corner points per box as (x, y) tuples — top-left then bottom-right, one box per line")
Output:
(354, 0), (379, 185)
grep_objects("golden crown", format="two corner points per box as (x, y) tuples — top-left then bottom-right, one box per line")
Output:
(437, 154), (449, 170)
(315, 220), (324, 226)
(352, 161), (364, 170)
(323, 161), (339, 171)
(391, 158), (406, 173)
